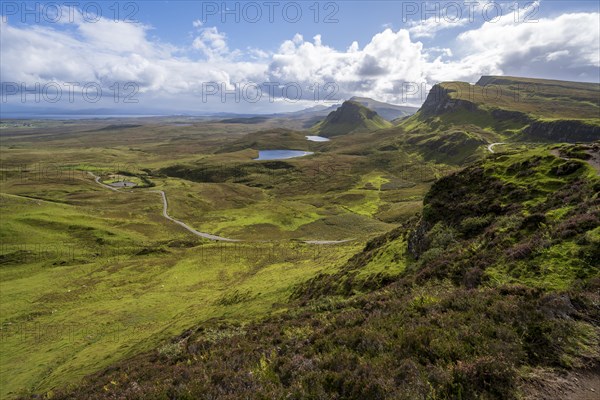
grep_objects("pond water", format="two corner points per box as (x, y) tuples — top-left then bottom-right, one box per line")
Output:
(254, 150), (314, 160)
(108, 181), (137, 188)
(306, 135), (330, 142)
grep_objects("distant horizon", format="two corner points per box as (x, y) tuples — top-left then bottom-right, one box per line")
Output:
(0, 83), (435, 117)
(4, 73), (600, 119)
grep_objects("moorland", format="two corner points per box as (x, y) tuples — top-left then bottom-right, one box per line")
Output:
(0, 76), (599, 399)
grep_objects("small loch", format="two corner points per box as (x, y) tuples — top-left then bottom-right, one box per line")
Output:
(254, 150), (314, 160)
(306, 135), (330, 142)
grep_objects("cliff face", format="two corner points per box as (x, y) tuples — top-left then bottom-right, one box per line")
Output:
(407, 164), (506, 259)
(407, 146), (597, 265)
(490, 108), (531, 124)
(419, 84), (532, 126)
(407, 217), (431, 259)
(523, 119), (600, 142)
(416, 82), (598, 143)
(419, 84), (478, 116)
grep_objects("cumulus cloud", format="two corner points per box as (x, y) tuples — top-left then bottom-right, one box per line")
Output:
(408, 16), (470, 39)
(0, 14), (264, 100)
(267, 29), (427, 103)
(455, 12), (600, 81)
(1, 7), (598, 112)
(192, 26), (238, 59)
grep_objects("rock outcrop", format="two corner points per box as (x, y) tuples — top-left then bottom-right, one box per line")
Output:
(523, 119), (600, 142)
(419, 84), (478, 116)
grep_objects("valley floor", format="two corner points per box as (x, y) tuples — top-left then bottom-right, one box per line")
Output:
(1, 117), (598, 399)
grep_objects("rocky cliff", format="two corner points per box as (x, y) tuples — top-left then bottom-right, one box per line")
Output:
(419, 84), (478, 116)
(523, 119), (600, 142)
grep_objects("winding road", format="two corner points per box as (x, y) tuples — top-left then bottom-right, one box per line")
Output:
(88, 172), (241, 242)
(487, 142), (505, 153)
(87, 172), (352, 245)
(149, 189), (240, 242)
(90, 173), (120, 191)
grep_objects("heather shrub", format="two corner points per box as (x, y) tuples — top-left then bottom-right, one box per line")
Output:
(460, 215), (493, 236)
(157, 342), (184, 362)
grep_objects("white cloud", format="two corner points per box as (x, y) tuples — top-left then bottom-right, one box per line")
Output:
(1, 6), (598, 112)
(425, 47), (453, 58)
(408, 16), (470, 39)
(267, 28), (427, 103)
(192, 26), (237, 59)
(545, 50), (570, 62)
(247, 47), (270, 60)
(0, 15), (265, 110)
(455, 12), (600, 79)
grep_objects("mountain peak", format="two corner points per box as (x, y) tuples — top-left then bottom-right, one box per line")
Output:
(330, 100), (379, 122)
(312, 101), (392, 137)
(347, 96), (419, 121)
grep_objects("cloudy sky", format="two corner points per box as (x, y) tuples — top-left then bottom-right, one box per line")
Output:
(1, 0), (599, 115)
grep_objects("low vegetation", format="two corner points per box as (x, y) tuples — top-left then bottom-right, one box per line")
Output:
(38, 145), (600, 400)
(1, 76), (598, 399)
(395, 76), (600, 164)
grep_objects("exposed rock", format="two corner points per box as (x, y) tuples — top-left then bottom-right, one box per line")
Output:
(523, 120), (600, 142)
(420, 84), (478, 116)
(491, 108), (532, 124)
(407, 218), (431, 259)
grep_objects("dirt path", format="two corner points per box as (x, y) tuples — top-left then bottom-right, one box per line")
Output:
(88, 172), (243, 242)
(487, 142), (505, 153)
(550, 146), (600, 174)
(87, 172), (353, 245)
(149, 189), (240, 242)
(89, 172), (120, 191)
(584, 148), (600, 174)
(522, 366), (600, 400)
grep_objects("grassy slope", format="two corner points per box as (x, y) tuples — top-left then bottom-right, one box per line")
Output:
(0, 179), (362, 398)
(395, 76), (600, 164)
(1, 118), (447, 397)
(43, 144), (599, 400)
(445, 76), (599, 120)
(312, 101), (393, 137)
(155, 130), (450, 240)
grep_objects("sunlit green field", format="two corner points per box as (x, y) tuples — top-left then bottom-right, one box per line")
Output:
(0, 118), (443, 398)
(0, 173), (362, 397)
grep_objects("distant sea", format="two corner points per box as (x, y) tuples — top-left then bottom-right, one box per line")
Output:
(0, 114), (165, 120)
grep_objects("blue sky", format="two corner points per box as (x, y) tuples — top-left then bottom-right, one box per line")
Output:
(138, 1), (600, 52)
(1, 1), (599, 114)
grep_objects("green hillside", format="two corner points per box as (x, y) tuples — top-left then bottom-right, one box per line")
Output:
(3, 76), (599, 400)
(0, 116), (438, 398)
(396, 76), (600, 163)
(213, 128), (311, 153)
(312, 101), (393, 137)
(438, 76), (599, 120)
(42, 143), (600, 400)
